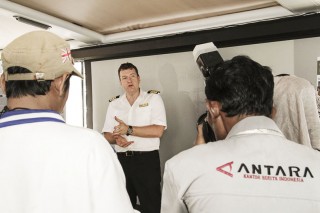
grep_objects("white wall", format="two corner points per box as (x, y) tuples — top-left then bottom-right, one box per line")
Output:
(294, 37), (320, 86)
(220, 40), (295, 76)
(91, 39), (303, 175)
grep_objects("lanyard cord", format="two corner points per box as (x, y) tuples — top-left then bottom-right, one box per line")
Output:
(0, 106), (9, 118)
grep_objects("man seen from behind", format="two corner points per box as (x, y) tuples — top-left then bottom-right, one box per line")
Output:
(0, 31), (135, 213)
(161, 55), (320, 213)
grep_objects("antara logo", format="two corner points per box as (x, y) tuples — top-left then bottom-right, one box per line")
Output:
(216, 161), (234, 177)
(216, 162), (314, 182)
(237, 163), (314, 178)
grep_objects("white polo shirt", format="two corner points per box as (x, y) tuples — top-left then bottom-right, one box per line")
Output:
(0, 109), (135, 213)
(102, 90), (167, 152)
(161, 116), (320, 213)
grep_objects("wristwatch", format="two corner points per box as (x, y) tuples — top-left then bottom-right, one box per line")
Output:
(126, 125), (133, 136)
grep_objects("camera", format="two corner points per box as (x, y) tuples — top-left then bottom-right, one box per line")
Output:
(192, 42), (224, 78)
(193, 42), (224, 143)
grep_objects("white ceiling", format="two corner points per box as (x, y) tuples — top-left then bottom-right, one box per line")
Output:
(0, 0), (320, 51)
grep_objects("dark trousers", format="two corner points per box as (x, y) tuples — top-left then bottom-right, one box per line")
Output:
(117, 150), (161, 213)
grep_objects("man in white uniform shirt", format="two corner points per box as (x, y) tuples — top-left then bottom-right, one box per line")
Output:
(102, 62), (167, 213)
(161, 56), (320, 213)
(0, 31), (135, 213)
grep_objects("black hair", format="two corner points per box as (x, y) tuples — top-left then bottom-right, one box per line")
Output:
(4, 66), (71, 98)
(117, 62), (139, 78)
(205, 55), (274, 117)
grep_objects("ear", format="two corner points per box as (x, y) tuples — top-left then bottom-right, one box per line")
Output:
(205, 100), (228, 140)
(0, 74), (6, 94)
(53, 74), (70, 97)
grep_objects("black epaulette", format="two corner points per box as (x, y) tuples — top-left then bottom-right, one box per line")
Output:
(147, 90), (160, 94)
(109, 95), (120, 102)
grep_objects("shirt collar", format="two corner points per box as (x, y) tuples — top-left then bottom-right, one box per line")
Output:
(226, 116), (283, 139)
(0, 109), (64, 128)
(121, 89), (146, 103)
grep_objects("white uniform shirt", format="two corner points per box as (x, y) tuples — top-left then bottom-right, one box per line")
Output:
(102, 90), (167, 152)
(0, 109), (135, 213)
(273, 75), (320, 149)
(161, 116), (320, 213)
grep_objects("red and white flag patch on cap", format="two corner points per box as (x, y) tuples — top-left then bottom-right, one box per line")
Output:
(61, 48), (72, 63)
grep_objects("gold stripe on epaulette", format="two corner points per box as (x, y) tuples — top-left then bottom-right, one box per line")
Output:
(109, 95), (120, 102)
(147, 90), (160, 94)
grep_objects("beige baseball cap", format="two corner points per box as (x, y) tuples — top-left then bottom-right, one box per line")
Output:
(1, 31), (83, 81)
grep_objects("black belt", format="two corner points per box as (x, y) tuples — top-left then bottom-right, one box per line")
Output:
(117, 150), (156, 157)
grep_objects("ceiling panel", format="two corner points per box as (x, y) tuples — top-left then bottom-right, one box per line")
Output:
(8, 0), (278, 34)
(1, 0), (319, 51)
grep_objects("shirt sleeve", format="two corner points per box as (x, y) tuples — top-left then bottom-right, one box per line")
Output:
(102, 102), (116, 133)
(302, 87), (320, 149)
(161, 162), (188, 213)
(89, 135), (135, 213)
(150, 94), (167, 129)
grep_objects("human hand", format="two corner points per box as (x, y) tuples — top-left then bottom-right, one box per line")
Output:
(209, 115), (227, 140)
(206, 106), (227, 140)
(113, 116), (129, 135)
(114, 135), (134, 147)
(195, 123), (206, 145)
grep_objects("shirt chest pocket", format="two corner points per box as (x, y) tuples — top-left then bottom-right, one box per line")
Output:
(133, 105), (152, 126)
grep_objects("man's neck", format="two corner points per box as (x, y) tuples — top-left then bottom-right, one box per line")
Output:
(7, 96), (52, 111)
(222, 113), (252, 133)
(126, 89), (140, 106)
